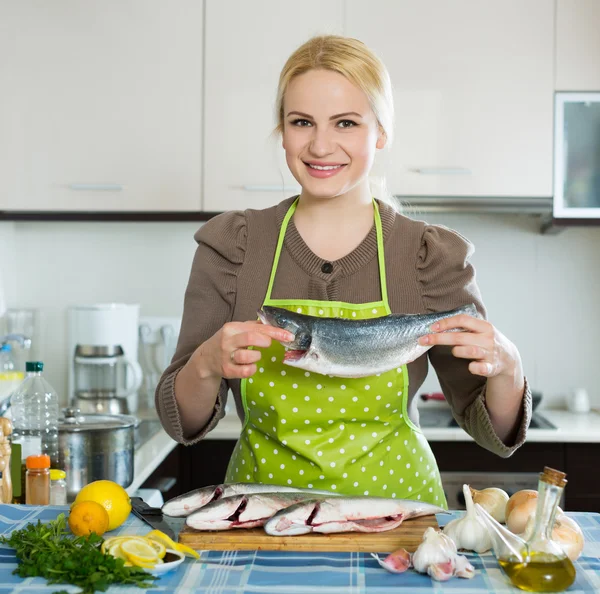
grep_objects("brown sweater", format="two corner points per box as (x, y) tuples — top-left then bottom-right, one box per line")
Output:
(156, 197), (531, 457)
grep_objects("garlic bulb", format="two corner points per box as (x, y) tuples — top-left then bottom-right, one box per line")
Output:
(521, 513), (585, 562)
(443, 484), (492, 553)
(469, 486), (509, 523)
(412, 527), (457, 581)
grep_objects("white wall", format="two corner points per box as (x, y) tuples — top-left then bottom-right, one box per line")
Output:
(2, 215), (600, 410)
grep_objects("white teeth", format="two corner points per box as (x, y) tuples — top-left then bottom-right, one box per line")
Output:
(308, 164), (343, 171)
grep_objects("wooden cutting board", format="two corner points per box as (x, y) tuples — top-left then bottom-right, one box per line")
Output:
(178, 514), (438, 552)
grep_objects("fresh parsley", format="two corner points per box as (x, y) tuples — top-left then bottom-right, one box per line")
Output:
(0, 513), (156, 593)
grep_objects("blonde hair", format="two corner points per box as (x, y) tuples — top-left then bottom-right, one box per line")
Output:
(275, 35), (398, 209)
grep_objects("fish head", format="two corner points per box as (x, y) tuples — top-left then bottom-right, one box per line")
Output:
(258, 306), (313, 359)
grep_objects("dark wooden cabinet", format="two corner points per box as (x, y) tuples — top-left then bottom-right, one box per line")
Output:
(145, 439), (600, 512)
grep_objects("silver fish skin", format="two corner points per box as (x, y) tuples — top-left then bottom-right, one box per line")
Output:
(258, 304), (478, 378)
(186, 492), (326, 530)
(162, 482), (336, 517)
(264, 497), (445, 536)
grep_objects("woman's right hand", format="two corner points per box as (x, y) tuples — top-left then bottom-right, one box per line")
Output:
(191, 321), (295, 380)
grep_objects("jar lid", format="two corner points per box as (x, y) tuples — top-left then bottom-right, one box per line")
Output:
(26, 454), (50, 469)
(50, 469), (66, 480)
(59, 408), (137, 431)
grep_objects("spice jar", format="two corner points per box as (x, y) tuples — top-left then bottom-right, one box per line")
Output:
(49, 469), (67, 505)
(25, 454), (50, 505)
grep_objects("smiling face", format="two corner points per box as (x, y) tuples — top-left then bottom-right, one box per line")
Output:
(282, 69), (386, 202)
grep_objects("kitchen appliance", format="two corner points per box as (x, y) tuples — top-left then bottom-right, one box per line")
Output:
(68, 304), (143, 415)
(58, 408), (136, 502)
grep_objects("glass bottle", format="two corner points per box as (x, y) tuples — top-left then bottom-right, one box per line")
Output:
(25, 454), (50, 505)
(49, 469), (67, 505)
(476, 466), (576, 592)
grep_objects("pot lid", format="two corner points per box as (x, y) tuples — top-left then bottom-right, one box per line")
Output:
(59, 407), (137, 431)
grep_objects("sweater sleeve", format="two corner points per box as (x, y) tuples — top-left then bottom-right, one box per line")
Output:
(416, 224), (531, 457)
(155, 210), (247, 445)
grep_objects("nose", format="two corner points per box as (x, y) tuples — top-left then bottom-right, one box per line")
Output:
(308, 126), (335, 157)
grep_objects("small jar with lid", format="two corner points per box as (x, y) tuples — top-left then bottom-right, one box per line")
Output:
(25, 454), (50, 505)
(49, 469), (67, 505)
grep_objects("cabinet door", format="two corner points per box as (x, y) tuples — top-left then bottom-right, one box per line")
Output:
(203, 0), (343, 212)
(556, 0), (600, 91)
(346, 0), (554, 198)
(0, 1), (202, 212)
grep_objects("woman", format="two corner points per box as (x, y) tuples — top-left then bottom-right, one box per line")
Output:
(156, 35), (531, 508)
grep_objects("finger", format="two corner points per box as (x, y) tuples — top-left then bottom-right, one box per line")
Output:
(230, 348), (262, 366)
(451, 345), (490, 361)
(429, 313), (489, 334)
(419, 331), (491, 348)
(248, 324), (295, 343)
(224, 362), (257, 379)
(468, 360), (494, 377)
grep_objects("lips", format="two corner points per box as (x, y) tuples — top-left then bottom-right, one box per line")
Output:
(303, 161), (347, 179)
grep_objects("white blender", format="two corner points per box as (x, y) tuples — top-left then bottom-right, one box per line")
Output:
(67, 304), (143, 415)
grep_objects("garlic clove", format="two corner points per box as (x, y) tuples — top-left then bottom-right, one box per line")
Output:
(469, 486), (509, 523)
(454, 554), (476, 579)
(428, 559), (455, 581)
(412, 527), (457, 574)
(371, 548), (412, 573)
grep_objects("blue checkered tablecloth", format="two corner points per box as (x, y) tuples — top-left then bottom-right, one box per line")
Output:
(0, 504), (598, 593)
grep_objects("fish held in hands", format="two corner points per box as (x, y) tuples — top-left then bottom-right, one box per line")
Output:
(264, 497), (445, 536)
(258, 304), (478, 378)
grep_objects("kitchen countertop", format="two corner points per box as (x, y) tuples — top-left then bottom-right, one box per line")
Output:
(202, 408), (600, 443)
(1, 504), (598, 593)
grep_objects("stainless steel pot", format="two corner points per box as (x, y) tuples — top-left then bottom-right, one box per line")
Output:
(58, 408), (136, 502)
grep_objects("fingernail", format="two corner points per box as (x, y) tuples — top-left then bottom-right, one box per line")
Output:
(431, 323), (440, 331)
(419, 336), (430, 345)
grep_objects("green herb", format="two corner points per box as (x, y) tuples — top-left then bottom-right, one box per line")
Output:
(0, 513), (156, 594)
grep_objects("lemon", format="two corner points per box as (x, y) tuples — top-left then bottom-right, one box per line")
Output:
(174, 543), (200, 559)
(146, 538), (166, 559)
(74, 480), (132, 531)
(145, 529), (177, 550)
(108, 542), (129, 561)
(101, 535), (147, 554)
(121, 539), (159, 566)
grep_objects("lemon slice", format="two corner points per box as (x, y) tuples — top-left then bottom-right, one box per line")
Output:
(145, 529), (178, 550)
(145, 537), (166, 559)
(174, 543), (200, 559)
(108, 542), (129, 561)
(121, 539), (159, 566)
(102, 535), (147, 554)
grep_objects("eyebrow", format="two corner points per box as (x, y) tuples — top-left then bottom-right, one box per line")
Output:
(286, 111), (363, 120)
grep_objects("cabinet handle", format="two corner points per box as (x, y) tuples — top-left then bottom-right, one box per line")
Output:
(409, 167), (472, 176)
(243, 185), (300, 192)
(68, 184), (123, 191)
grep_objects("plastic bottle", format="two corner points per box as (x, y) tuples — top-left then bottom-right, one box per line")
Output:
(25, 454), (50, 505)
(0, 343), (23, 402)
(10, 362), (60, 467)
(49, 469), (67, 505)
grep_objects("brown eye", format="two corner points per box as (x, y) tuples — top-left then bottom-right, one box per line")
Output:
(291, 119), (312, 127)
(337, 120), (357, 128)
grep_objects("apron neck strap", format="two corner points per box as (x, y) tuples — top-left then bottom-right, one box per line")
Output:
(265, 197), (389, 305)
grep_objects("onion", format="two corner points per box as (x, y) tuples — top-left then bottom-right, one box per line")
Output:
(522, 513), (585, 561)
(507, 496), (539, 534)
(506, 489), (538, 521)
(469, 486), (509, 523)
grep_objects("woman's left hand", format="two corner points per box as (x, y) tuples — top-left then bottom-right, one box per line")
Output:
(418, 313), (520, 378)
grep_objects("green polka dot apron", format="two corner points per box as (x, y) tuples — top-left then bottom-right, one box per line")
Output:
(225, 199), (447, 508)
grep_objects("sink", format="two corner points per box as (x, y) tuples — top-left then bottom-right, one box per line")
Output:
(418, 407), (557, 430)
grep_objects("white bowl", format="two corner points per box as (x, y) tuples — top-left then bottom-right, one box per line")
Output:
(147, 548), (185, 576)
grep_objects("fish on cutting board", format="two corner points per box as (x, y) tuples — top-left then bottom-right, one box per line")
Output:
(264, 496), (445, 536)
(162, 482), (336, 517)
(258, 304), (478, 378)
(186, 492), (328, 530)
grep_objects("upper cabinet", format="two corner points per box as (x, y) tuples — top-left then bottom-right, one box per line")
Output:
(0, 1), (202, 212)
(346, 0), (554, 198)
(556, 0), (600, 91)
(202, 0), (343, 212)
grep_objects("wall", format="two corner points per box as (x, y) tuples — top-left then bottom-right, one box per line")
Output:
(1, 214), (600, 410)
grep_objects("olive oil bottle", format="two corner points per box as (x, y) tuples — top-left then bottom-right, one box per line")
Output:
(475, 467), (576, 592)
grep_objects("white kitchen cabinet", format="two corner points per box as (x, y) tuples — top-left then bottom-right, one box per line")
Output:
(203, 0), (343, 212)
(556, 0), (600, 91)
(346, 0), (554, 198)
(0, 1), (202, 212)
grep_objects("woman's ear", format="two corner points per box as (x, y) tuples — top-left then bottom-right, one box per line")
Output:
(376, 128), (387, 150)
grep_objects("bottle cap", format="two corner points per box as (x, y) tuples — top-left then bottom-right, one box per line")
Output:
(0, 343), (11, 352)
(26, 454), (51, 469)
(50, 469), (66, 480)
(541, 466), (567, 488)
(25, 361), (44, 372)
